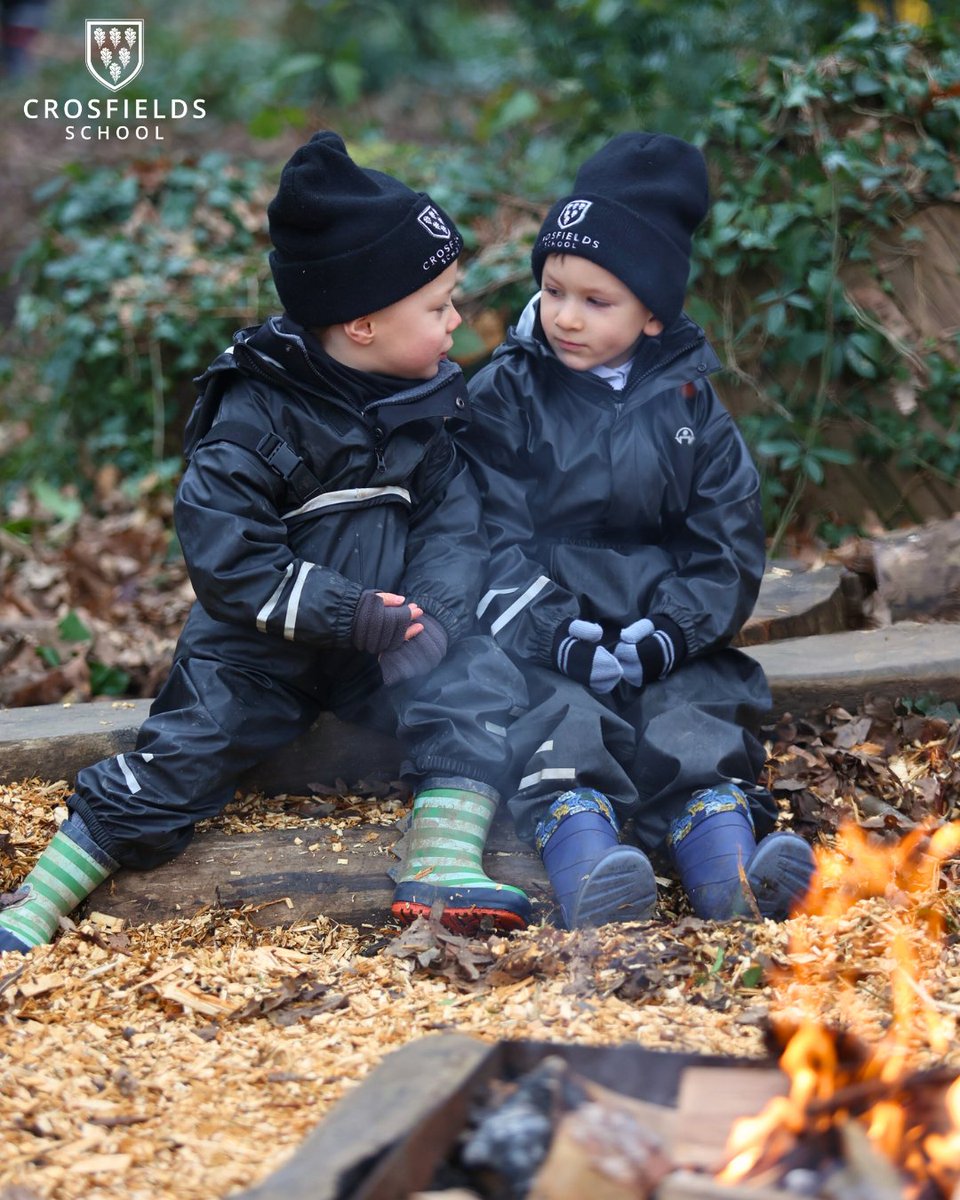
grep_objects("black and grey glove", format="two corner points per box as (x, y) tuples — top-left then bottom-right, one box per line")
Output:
(552, 618), (622, 694)
(379, 613), (449, 686)
(351, 590), (414, 655)
(614, 615), (687, 688)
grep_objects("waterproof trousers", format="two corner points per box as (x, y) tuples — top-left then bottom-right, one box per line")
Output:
(505, 648), (776, 854)
(69, 603), (526, 871)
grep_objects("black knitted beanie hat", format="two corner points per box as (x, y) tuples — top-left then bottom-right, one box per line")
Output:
(531, 132), (709, 330)
(268, 131), (463, 327)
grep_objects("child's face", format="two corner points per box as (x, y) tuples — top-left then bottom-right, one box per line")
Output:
(539, 254), (663, 373)
(365, 261), (462, 379)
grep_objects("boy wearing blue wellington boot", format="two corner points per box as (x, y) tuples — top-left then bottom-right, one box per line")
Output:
(0, 131), (530, 954)
(461, 132), (815, 929)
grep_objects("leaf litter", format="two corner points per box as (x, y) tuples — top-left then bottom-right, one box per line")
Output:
(0, 702), (958, 1198)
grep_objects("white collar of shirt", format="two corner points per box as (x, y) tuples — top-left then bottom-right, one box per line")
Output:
(590, 358), (633, 391)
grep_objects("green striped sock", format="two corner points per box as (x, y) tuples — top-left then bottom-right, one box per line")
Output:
(399, 786), (527, 899)
(0, 828), (115, 948)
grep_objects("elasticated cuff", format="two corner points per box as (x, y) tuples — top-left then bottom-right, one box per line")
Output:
(534, 787), (618, 854)
(667, 782), (753, 851)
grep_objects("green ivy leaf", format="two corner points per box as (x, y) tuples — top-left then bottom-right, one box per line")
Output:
(58, 611), (92, 643)
(35, 645), (62, 667)
(89, 660), (131, 697)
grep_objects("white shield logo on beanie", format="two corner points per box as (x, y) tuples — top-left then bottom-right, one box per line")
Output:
(557, 199), (592, 229)
(417, 205), (452, 239)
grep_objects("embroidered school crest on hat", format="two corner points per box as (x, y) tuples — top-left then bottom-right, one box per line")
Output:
(556, 199), (592, 229)
(417, 205), (452, 239)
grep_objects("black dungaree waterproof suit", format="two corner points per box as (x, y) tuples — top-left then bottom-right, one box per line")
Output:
(460, 300), (776, 852)
(70, 316), (524, 870)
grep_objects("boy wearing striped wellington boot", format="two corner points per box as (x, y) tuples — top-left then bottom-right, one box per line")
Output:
(0, 131), (531, 954)
(459, 132), (815, 928)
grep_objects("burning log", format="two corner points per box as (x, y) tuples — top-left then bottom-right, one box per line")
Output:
(713, 821), (960, 1200)
(237, 818), (960, 1200)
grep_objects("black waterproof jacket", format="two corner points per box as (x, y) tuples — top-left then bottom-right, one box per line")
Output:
(460, 300), (766, 667)
(176, 315), (487, 649)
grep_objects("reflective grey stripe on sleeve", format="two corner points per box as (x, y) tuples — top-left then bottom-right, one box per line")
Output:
(476, 586), (517, 620)
(283, 486), (412, 522)
(519, 766), (577, 791)
(256, 563), (294, 633)
(489, 575), (551, 637)
(284, 562), (314, 640)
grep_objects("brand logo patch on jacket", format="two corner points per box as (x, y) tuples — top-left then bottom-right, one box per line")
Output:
(418, 205), (452, 239)
(675, 426), (695, 445)
(557, 199), (592, 229)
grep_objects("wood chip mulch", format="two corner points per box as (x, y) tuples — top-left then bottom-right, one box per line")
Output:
(2, 705), (960, 1200)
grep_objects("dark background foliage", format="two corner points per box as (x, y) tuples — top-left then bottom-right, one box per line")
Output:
(1, 0), (958, 554)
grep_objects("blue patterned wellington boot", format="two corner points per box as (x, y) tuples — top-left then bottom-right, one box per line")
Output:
(668, 783), (815, 920)
(535, 788), (657, 930)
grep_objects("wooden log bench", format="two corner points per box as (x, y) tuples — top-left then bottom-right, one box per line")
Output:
(2, 565), (959, 935)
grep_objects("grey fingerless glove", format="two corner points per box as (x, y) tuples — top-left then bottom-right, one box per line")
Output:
(552, 618), (623, 694)
(379, 613), (448, 686)
(351, 590), (413, 654)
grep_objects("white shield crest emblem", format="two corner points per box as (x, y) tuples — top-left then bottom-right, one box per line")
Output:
(84, 20), (144, 92)
(417, 205), (452, 240)
(557, 199), (592, 229)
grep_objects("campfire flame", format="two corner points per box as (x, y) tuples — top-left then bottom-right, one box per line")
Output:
(718, 820), (960, 1196)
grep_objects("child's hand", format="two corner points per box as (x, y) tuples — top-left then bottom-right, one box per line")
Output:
(351, 590), (423, 654)
(613, 617), (656, 687)
(614, 617), (683, 688)
(379, 613), (448, 686)
(375, 592), (424, 641)
(552, 617), (622, 694)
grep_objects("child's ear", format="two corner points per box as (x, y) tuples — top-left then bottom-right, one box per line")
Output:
(343, 315), (376, 346)
(643, 313), (665, 337)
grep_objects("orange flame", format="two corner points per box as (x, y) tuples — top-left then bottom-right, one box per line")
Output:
(718, 819), (960, 1193)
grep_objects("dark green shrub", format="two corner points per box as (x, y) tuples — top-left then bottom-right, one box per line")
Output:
(694, 15), (960, 544)
(6, 153), (277, 490)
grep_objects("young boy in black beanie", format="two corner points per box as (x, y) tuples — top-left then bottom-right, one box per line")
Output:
(0, 131), (531, 954)
(460, 132), (816, 929)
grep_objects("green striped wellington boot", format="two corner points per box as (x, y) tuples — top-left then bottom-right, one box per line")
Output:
(392, 778), (531, 935)
(0, 816), (117, 953)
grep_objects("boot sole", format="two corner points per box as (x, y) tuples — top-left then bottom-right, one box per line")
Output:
(391, 882), (532, 935)
(391, 900), (529, 936)
(0, 928), (33, 954)
(746, 833), (816, 920)
(569, 847), (657, 929)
